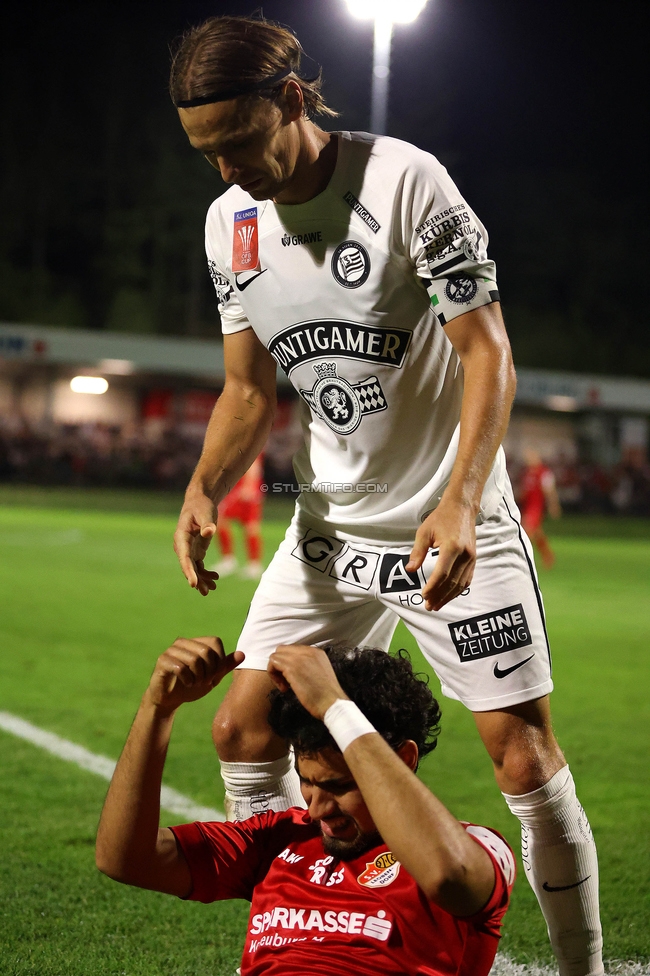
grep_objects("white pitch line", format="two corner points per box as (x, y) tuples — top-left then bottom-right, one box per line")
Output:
(491, 959), (649, 976)
(1, 712), (647, 976)
(0, 710), (225, 823)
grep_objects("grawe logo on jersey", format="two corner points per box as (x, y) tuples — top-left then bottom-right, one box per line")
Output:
(357, 852), (401, 888)
(449, 604), (532, 662)
(232, 208), (259, 271)
(281, 231), (323, 247)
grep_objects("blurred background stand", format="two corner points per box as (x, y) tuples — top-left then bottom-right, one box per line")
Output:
(1, 321), (649, 515)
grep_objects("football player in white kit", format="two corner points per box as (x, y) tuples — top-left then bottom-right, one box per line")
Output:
(170, 16), (603, 976)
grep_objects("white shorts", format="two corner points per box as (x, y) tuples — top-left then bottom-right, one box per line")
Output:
(235, 496), (553, 712)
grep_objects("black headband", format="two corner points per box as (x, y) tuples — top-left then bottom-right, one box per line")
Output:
(175, 64), (297, 108)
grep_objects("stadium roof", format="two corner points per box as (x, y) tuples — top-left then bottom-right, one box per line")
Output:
(0, 322), (225, 383)
(2, 322), (650, 412)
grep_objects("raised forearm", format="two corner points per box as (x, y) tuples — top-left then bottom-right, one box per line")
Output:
(96, 694), (175, 886)
(343, 734), (493, 913)
(189, 380), (275, 505)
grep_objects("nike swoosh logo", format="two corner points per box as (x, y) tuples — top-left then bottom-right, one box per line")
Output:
(542, 875), (591, 893)
(493, 654), (535, 679)
(235, 269), (267, 291)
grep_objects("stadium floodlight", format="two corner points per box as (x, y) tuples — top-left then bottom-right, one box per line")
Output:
(343, 0), (430, 135)
(345, 0), (429, 24)
(70, 376), (109, 395)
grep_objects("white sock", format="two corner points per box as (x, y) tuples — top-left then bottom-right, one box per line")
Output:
(220, 752), (306, 821)
(503, 766), (603, 976)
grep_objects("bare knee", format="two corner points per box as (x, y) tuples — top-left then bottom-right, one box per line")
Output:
(212, 671), (287, 763)
(212, 707), (281, 762)
(474, 696), (566, 795)
(498, 738), (564, 794)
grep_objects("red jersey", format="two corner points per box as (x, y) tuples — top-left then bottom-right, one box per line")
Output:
(219, 456), (264, 522)
(171, 808), (515, 976)
(521, 463), (555, 513)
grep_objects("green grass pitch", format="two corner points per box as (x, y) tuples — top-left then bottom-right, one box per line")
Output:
(0, 491), (648, 974)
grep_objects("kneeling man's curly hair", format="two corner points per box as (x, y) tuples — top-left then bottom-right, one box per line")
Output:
(268, 645), (441, 764)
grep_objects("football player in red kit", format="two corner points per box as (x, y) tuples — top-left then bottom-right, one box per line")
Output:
(212, 455), (265, 579)
(96, 638), (515, 976)
(520, 449), (562, 569)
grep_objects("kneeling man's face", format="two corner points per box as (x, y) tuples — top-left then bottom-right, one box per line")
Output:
(297, 748), (381, 861)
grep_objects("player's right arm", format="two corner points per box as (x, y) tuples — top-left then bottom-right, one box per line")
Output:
(95, 637), (244, 894)
(174, 328), (277, 595)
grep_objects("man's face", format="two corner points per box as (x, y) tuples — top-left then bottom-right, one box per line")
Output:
(178, 93), (301, 201)
(296, 748), (381, 861)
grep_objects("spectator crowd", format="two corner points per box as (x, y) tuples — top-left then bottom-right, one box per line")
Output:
(1, 417), (649, 515)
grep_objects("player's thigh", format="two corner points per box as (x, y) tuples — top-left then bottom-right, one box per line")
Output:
(236, 521), (398, 671)
(378, 497), (553, 712)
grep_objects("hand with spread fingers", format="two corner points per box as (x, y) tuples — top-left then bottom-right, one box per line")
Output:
(146, 637), (244, 715)
(173, 491), (220, 596)
(406, 497), (477, 612)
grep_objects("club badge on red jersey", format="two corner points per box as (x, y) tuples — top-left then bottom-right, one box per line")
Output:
(232, 207), (260, 272)
(357, 851), (401, 888)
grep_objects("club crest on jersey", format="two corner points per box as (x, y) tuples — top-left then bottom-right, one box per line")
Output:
(357, 852), (401, 888)
(300, 362), (387, 435)
(331, 241), (371, 288)
(232, 207), (259, 272)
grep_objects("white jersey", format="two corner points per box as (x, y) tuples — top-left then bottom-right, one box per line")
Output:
(206, 131), (506, 546)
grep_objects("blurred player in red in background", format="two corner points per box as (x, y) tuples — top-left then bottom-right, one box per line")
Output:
(520, 449), (562, 569)
(212, 455), (264, 580)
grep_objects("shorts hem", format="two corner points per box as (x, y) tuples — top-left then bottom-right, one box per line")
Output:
(451, 679), (554, 713)
(235, 657), (270, 671)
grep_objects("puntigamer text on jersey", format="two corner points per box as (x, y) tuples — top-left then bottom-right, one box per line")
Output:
(268, 321), (412, 375)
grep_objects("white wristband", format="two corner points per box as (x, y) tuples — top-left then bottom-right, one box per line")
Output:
(323, 699), (376, 753)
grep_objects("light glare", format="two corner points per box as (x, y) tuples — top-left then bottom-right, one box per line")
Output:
(545, 395), (578, 413)
(70, 376), (109, 395)
(345, 0), (428, 23)
(98, 358), (134, 375)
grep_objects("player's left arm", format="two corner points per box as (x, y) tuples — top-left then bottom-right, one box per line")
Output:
(407, 301), (516, 610)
